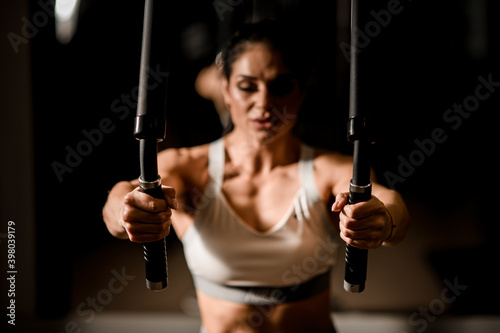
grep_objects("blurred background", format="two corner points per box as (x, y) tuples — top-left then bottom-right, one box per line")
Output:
(1, 0), (499, 332)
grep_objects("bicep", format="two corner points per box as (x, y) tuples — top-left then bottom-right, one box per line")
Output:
(157, 148), (187, 192)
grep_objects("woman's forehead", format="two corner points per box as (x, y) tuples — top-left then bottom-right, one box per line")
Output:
(230, 43), (291, 79)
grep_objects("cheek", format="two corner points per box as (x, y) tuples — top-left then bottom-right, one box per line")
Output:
(227, 97), (250, 126)
(227, 86), (251, 109)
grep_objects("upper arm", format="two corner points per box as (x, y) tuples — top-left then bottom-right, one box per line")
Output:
(156, 145), (210, 208)
(157, 148), (189, 194)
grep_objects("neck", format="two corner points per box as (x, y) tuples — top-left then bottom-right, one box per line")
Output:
(225, 131), (301, 174)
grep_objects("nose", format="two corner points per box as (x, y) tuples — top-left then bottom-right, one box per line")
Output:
(254, 86), (275, 113)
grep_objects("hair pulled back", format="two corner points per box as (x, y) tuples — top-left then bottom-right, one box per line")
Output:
(218, 19), (311, 90)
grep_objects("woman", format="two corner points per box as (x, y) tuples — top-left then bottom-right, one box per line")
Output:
(103, 20), (410, 333)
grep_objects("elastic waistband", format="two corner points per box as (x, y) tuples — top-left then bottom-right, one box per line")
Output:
(193, 271), (331, 305)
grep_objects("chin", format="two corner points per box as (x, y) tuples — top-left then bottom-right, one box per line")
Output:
(255, 128), (287, 145)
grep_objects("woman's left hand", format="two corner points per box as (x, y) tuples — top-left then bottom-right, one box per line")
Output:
(331, 192), (393, 249)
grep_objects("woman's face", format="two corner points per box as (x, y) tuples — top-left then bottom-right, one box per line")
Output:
(221, 42), (305, 144)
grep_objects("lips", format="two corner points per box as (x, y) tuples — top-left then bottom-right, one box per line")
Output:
(252, 116), (275, 129)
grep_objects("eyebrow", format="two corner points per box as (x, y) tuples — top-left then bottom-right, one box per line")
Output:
(236, 75), (257, 80)
(235, 73), (297, 81)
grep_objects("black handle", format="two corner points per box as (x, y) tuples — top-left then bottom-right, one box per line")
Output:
(344, 157), (371, 293)
(134, 0), (169, 291)
(139, 181), (168, 291)
(143, 239), (168, 289)
(344, 245), (368, 292)
(343, 129), (373, 293)
(136, 138), (168, 291)
(137, 138), (168, 291)
(343, 0), (374, 294)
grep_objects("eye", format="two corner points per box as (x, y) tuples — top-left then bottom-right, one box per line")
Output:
(237, 82), (257, 92)
(268, 76), (296, 96)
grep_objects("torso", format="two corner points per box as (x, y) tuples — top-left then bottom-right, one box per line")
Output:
(159, 136), (349, 333)
(196, 288), (334, 333)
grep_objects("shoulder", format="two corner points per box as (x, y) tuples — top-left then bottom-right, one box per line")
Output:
(157, 142), (212, 190)
(309, 145), (353, 173)
(158, 143), (209, 168)
(312, 146), (352, 167)
(308, 145), (353, 195)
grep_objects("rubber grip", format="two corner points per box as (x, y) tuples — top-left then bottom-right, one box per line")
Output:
(344, 244), (368, 293)
(140, 185), (168, 291)
(343, 182), (371, 293)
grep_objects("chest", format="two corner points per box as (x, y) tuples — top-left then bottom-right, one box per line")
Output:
(221, 166), (300, 233)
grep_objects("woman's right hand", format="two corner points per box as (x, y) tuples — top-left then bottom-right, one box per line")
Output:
(120, 185), (177, 243)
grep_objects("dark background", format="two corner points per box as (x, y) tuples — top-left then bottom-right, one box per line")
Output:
(2, 0), (500, 330)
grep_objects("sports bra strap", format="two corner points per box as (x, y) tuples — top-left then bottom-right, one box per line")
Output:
(207, 138), (225, 193)
(299, 144), (321, 202)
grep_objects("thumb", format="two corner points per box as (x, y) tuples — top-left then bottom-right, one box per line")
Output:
(161, 185), (178, 210)
(331, 192), (349, 212)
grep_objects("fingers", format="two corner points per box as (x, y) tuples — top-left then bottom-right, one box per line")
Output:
(338, 214), (387, 249)
(126, 186), (177, 212)
(331, 192), (349, 212)
(122, 202), (172, 224)
(334, 194), (391, 249)
(162, 185), (178, 210)
(121, 186), (176, 243)
(122, 220), (171, 243)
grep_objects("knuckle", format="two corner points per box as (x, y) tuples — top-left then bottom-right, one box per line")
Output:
(350, 208), (364, 220)
(149, 199), (167, 212)
(154, 211), (171, 224)
(121, 222), (130, 233)
(343, 205), (354, 216)
(124, 223), (138, 235)
(345, 238), (356, 246)
(122, 209), (132, 222)
(376, 216), (387, 228)
(127, 232), (140, 243)
(159, 219), (170, 230)
(124, 192), (133, 203)
(148, 200), (159, 212)
(349, 207), (364, 220)
(341, 228), (349, 238)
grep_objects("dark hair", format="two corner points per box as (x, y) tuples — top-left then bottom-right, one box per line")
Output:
(218, 19), (311, 90)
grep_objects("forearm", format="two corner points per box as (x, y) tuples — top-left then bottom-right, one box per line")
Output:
(374, 188), (411, 247)
(102, 180), (138, 239)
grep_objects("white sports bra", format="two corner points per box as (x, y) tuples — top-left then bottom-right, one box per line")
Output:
(180, 138), (339, 303)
